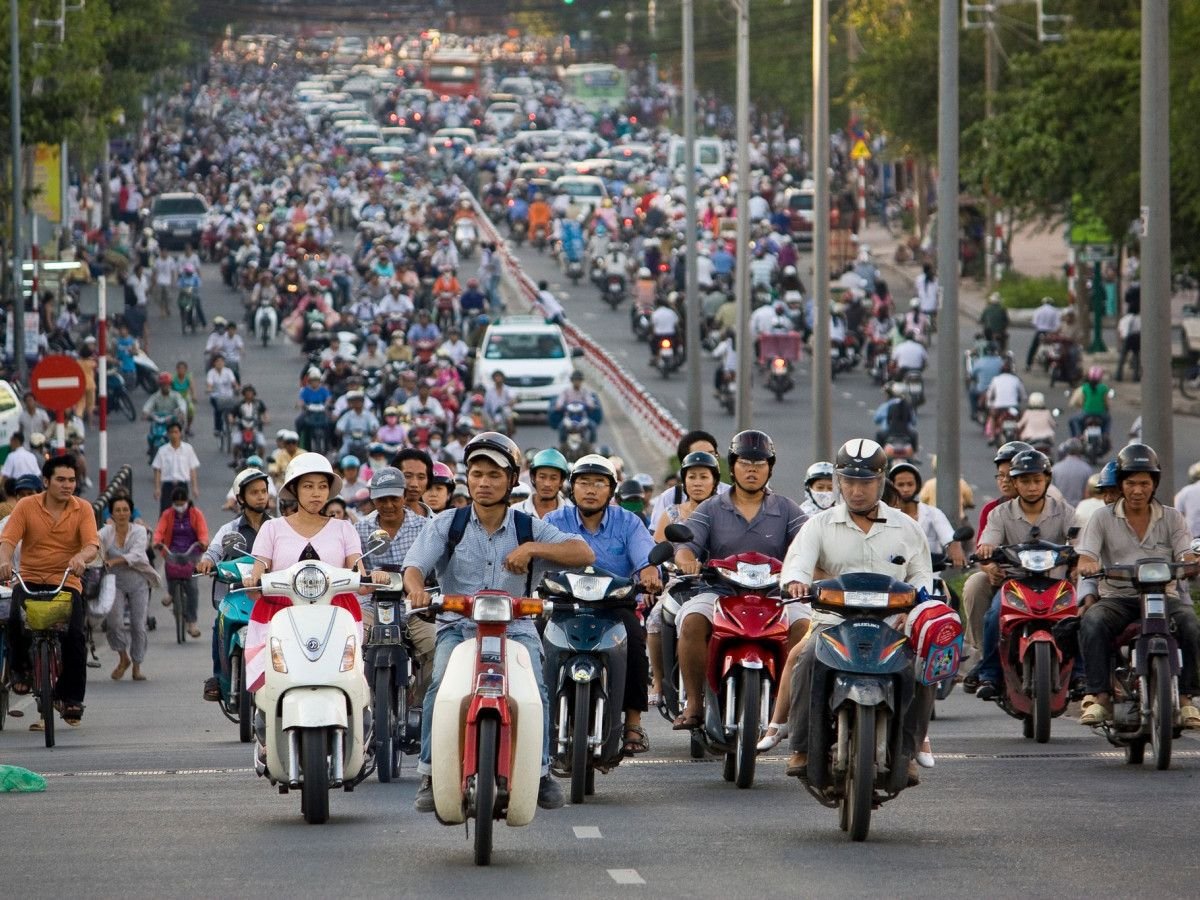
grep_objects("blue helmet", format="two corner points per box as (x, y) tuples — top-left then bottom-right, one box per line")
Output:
(1097, 460), (1119, 489)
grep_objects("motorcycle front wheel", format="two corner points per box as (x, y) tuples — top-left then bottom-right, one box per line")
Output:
(845, 703), (876, 842)
(571, 680), (591, 804)
(301, 727), (330, 824)
(1032, 642), (1053, 744)
(474, 717), (499, 866)
(1150, 655), (1173, 771)
(734, 669), (761, 789)
(375, 667), (397, 783)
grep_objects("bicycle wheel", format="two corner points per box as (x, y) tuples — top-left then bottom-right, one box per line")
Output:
(39, 640), (55, 748)
(173, 582), (186, 645)
(0, 637), (8, 730)
(118, 392), (137, 422)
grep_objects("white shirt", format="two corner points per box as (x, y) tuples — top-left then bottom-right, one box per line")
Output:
(206, 366), (239, 399)
(1174, 481), (1200, 538)
(749, 304), (782, 339)
(0, 445), (41, 479)
(781, 501), (933, 626)
(152, 441), (200, 482)
(916, 273), (938, 314)
(650, 306), (680, 336)
(513, 494), (572, 518)
(986, 372), (1026, 409)
(890, 340), (928, 371)
(1031, 303), (1062, 333)
(914, 502), (955, 555)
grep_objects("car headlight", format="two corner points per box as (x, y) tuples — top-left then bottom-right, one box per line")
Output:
(152, 218), (167, 231)
(472, 593), (512, 623)
(293, 565), (329, 601)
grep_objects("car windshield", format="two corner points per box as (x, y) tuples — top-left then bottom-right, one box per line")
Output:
(561, 182), (602, 197)
(484, 333), (566, 361)
(789, 193), (813, 212)
(153, 198), (206, 215)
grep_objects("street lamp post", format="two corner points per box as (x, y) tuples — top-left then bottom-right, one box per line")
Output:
(10, 0), (25, 380)
(811, 0), (832, 461)
(683, 0), (702, 430)
(733, 0), (752, 431)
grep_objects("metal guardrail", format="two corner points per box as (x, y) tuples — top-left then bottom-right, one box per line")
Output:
(91, 465), (133, 527)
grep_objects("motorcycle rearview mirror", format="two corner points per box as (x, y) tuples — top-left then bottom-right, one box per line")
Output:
(363, 529), (391, 557)
(1067, 526), (1080, 541)
(1028, 526), (1041, 541)
(663, 523), (694, 544)
(952, 525), (975, 544)
(647, 542), (675, 567)
(222, 533), (248, 551)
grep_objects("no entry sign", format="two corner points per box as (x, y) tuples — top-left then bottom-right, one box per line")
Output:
(31, 354), (87, 412)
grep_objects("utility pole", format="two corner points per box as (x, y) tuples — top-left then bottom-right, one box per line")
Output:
(811, 0), (831, 461)
(733, 0), (752, 431)
(1140, 0), (1172, 494)
(10, 0), (25, 380)
(935, 0), (961, 527)
(682, 0), (702, 430)
(982, 6), (996, 289)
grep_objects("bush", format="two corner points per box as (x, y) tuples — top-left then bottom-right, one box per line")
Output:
(996, 272), (1069, 310)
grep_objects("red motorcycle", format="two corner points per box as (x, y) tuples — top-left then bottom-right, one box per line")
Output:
(654, 531), (790, 788)
(980, 533), (1079, 743)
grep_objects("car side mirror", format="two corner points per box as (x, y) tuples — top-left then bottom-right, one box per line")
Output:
(663, 523), (694, 543)
(570, 346), (584, 358)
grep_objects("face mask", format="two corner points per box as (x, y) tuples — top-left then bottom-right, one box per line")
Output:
(809, 490), (834, 510)
(173, 503), (188, 514)
(429, 437), (443, 450)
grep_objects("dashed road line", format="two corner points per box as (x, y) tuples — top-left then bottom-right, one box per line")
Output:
(573, 826), (602, 839)
(608, 869), (646, 885)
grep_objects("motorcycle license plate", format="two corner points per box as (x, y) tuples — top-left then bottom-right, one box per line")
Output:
(1085, 426), (1102, 439)
(173, 228), (192, 237)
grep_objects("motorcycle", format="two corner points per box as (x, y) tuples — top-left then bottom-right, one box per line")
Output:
(107, 371), (138, 422)
(802, 572), (921, 842)
(648, 529), (789, 789)
(767, 355), (795, 401)
(1093, 559), (1197, 769)
(881, 432), (915, 462)
(133, 348), (161, 394)
(366, 571), (420, 783)
(557, 402), (593, 463)
(897, 370), (925, 409)
(423, 591), (545, 866)
(718, 370), (736, 415)
(255, 298), (278, 347)
(655, 335), (680, 379)
(539, 566), (638, 803)
(976, 533), (1079, 743)
(565, 257), (584, 285)
(989, 406), (1021, 446)
(233, 414), (262, 469)
(251, 549), (396, 824)
(301, 403), (330, 454)
(1082, 415), (1111, 464)
(210, 535), (257, 742)
(147, 413), (173, 463)
(631, 302), (652, 341)
(509, 217), (528, 246)
(604, 273), (626, 309)
(454, 219), (478, 259)
(178, 287), (200, 335)
(343, 428), (370, 465)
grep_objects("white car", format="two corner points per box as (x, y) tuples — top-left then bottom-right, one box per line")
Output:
(475, 317), (583, 417)
(553, 175), (608, 216)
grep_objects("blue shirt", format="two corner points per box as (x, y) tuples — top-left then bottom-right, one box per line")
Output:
(299, 385), (331, 406)
(711, 249), (735, 275)
(543, 504), (654, 579)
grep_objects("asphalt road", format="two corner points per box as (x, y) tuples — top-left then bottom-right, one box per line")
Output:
(505, 239), (1179, 503)
(4, 249), (1199, 899)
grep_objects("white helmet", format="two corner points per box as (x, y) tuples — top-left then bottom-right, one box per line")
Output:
(280, 452), (343, 504)
(232, 467), (270, 500)
(570, 453), (618, 486)
(1028, 392), (1046, 409)
(638, 267), (651, 279)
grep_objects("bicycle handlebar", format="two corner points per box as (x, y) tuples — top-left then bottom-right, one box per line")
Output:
(11, 569), (72, 598)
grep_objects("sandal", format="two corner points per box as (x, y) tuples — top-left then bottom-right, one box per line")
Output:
(10, 674), (32, 696)
(622, 724), (650, 755)
(54, 700), (84, 726)
(672, 711), (703, 731)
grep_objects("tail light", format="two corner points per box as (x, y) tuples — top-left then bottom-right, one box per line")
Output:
(660, 338), (672, 350)
(771, 357), (787, 374)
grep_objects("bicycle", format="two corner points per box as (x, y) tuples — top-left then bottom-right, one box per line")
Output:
(160, 543), (204, 644)
(215, 397), (239, 453)
(12, 571), (74, 747)
(0, 583), (10, 730)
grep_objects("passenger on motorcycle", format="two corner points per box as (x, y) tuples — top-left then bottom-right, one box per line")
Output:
(1016, 392), (1057, 445)
(1068, 366), (1113, 439)
(972, 449), (1079, 700)
(985, 358), (1027, 438)
(800, 461), (836, 518)
(671, 430), (809, 730)
(1075, 444), (1200, 728)
(198, 467), (274, 701)
(781, 439), (933, 782)
(403, 432), (595, 812)
(424, 463), (456, 514)
(483, 371), (517, 436)
(516, 448), (572, 519)
(889, 462), (967, 569)
(552, 371), (602, 443)
(890, 331), (928, 375)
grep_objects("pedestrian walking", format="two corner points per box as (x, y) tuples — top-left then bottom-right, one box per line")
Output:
(99, 494), (161, 681)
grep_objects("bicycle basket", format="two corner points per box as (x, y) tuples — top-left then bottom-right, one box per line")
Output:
(23, 595), (73, 631)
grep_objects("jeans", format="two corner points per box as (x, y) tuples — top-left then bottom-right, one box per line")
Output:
(1080, 596), (1200, 696)
(417, 620), (550, 776)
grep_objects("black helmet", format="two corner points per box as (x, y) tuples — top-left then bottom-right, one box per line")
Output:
(616, 478), (645, 501)
(1116, 443), (1161, 487)
(888, 460), (923, 490)
(835, 438), (888, 479)
(680, 450), (720, 480)
(463, 431), (522, 480)
(728, 430), (776, 469)
(993, 440), (1033, 466)
(1008, 449), (1052, 478)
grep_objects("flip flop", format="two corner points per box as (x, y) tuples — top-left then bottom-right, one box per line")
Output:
(671, 712), (703, 731)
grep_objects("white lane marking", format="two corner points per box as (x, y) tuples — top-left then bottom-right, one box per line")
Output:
(574, 826), (602, 839)
(841, 391), (854, 399)
(608, 869), (646, 885)
(675, 398), (686, 411)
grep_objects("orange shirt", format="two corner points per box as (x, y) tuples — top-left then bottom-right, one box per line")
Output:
(0, 493), (100, 592)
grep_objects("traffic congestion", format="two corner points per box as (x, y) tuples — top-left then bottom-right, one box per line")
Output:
(3, 25), (1200, 894)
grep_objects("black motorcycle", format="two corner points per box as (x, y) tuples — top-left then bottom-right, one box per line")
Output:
(540, 566), (637, 804)
(367, 573), (420, 783)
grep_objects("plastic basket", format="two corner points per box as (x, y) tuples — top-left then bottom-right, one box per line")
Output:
(23, 595), (73, 632)
(757, 332), (803, 366)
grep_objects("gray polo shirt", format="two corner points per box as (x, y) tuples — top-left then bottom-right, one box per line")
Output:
(981, 495), (1076, 548)
(1077, 500), (1192, 601)
(1052, 455), (1094, 507)
(683, 489), (806, 561)
(402, 504), (580, 636)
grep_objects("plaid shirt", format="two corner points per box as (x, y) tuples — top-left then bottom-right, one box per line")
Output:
(356, 510), (426, 611)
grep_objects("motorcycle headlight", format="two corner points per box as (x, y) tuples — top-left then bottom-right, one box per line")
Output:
(717, 562), (776, 589)
(565, 572), (614, 602)
(1017, 549), (1057, 573)
(293, 565), (329, 601)
(472, 593), (513, 623)
(1136, 562), (1172, 585)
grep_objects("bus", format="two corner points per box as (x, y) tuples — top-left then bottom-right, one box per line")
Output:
(562, 63), (627, 113)
(422, 51), (481, 99)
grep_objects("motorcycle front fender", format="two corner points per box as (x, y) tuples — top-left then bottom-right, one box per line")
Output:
(281, 687), (349, 730)
(829, 674), (893, 712)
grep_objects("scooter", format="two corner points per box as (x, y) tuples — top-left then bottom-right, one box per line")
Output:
(147, 413), (173, 463)
(1093, 559), (1197, 769)
(301, 404), (329, 454)
(209, 536), (257, 742)
(255, 297), (278, 347)
(1081, 415), (1111, 464)
(976, 534), (1079, 743)
(649, 529), (789, 789)
(251, 551), (396, 824)
(133, 348), (161, 394)
(557, 402), (593, 463)
(565, 257), (584, 285)
(631, 302), (652, 341)
(655, 335), (679, 379)
(423, 591), (545, 866)
(539, 567), (638, 804)
(178, 287), (200, 335)
(802, 572), (921, 842)
(767, 355), (795, 400)
(454, 219), (478, 259)
(366, 577), (420, 783)
(232, 415), (262, 469)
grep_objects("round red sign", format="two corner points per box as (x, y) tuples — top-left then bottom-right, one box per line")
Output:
(30, 354), (87, 412)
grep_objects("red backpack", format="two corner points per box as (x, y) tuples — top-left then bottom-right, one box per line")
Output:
(906, 599), (963, 686)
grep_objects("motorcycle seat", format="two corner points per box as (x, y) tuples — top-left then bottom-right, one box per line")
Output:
(1111, 622), (1141, 650)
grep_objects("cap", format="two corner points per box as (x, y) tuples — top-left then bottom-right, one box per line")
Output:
(369, 466), (407, 498)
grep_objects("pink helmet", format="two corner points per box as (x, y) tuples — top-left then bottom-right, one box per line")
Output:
(431, 462), (455, 487)
(1087, 366), (1104, 382)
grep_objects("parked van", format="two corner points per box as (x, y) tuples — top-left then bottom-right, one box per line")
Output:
(667, 136), (727, 179)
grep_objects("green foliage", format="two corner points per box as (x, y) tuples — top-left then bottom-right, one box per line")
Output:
(996, 272), (1068, 310)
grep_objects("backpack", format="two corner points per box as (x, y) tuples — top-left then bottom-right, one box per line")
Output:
(445, 505), (536, 596)
(906, 598), (964, 685)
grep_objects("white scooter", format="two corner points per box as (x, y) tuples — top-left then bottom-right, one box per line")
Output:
(253, 538), (395, 824)
(254, 297), (278, 347)
(454, 218), (478, 260)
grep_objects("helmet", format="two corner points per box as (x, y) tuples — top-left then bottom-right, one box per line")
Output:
(993, 441), (1033, 465)
(367, 442), (388, 457)
(1116, 442), (1160, 487)
(213, 316), (227, 327)
(616, 478), (645, 501)
(340, 454), (361, 469)
(804, 461), (835, 486)
(1028, 392), (1046, 409)
(728, 429), (776, 469)
(888, 460), (923, 490)
(680, 451), (720, 480)
(463, 431), (522, 478)
(233, 467), (270, 500)
(1087, 366), (1104, 382)
(530, 447), (570, 477)
(431, 462), (456, 487)
(835, 438), (888, 479)
(570, 453), (617, 487)
(246, 455), (264, 468)
(1097, 460), (1119, 489)
(13, 474), (43, 493)
(281, 452), (343, 503)
(157, 372), (171, 385)
(1007, 449), (1052, 478)
(633, 472), (655, 493)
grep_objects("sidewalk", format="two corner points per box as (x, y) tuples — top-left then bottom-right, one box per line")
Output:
(855, 221), (1200, 419)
